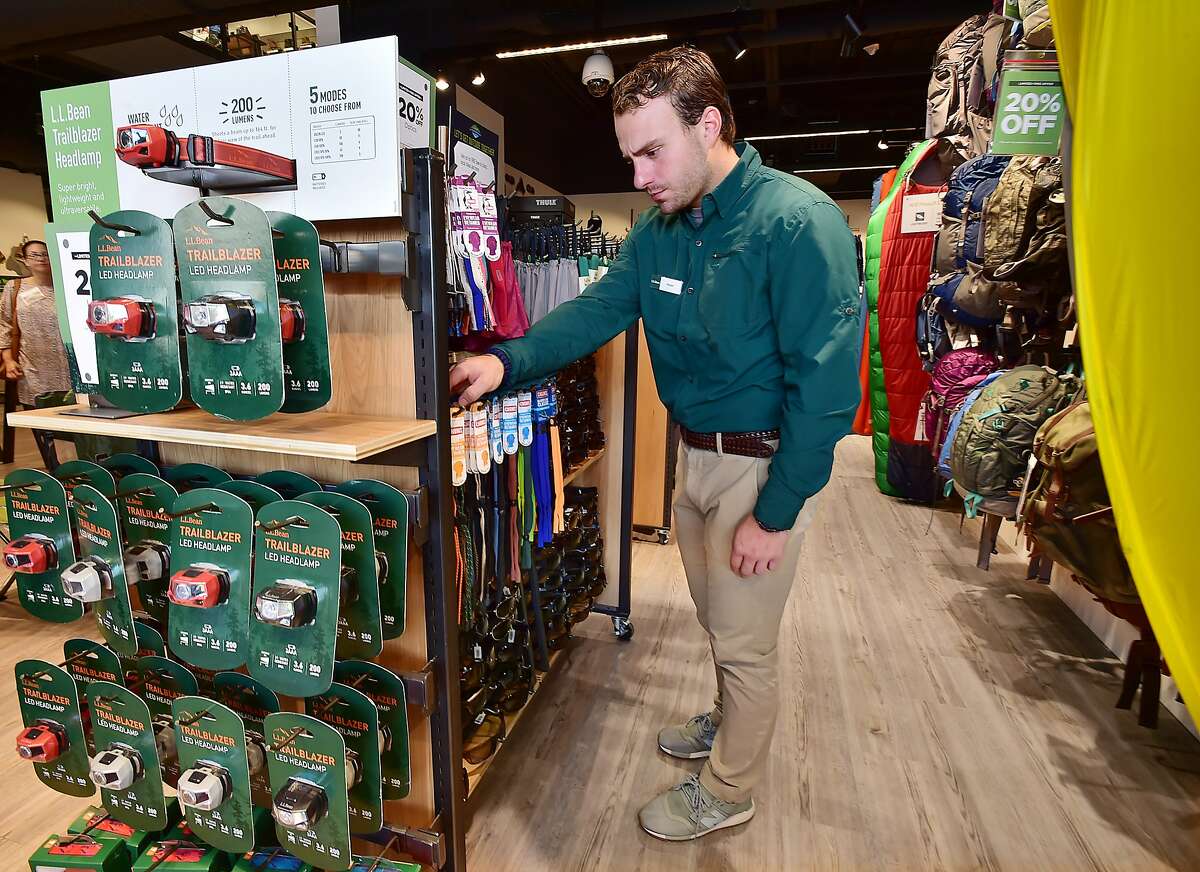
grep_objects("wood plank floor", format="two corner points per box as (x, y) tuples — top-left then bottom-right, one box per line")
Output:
(466, 436), (1200, 872)
(1, 434), (1198, 869)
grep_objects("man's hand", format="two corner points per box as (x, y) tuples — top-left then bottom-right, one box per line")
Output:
(3, 361), (22, 380)
(730, 514), (790, 578)
(449, 354), (505, 405)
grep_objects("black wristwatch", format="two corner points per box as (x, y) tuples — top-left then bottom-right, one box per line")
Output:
(754, 516), (787, 534)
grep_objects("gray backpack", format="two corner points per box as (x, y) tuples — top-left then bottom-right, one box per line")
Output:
(925, 13), (1010, 158)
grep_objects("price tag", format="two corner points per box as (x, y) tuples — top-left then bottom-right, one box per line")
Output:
(992, 51), (1065, 156)
(901, 193), (944, 234)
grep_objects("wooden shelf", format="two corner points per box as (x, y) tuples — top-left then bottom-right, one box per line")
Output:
(466, 648), (565, 798)
(563, 448), (607, 486)
(7, 404), (437, 462)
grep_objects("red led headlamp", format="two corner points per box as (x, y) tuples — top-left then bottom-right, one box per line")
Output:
(115, 124), (296, 186)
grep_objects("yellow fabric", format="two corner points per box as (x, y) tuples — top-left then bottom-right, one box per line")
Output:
(1050, 0), (1199, 714)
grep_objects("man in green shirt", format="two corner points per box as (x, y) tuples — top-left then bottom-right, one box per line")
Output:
(451, 46), (861, 840)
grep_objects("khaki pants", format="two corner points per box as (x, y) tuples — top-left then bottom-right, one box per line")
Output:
(673, 441), (818, 803)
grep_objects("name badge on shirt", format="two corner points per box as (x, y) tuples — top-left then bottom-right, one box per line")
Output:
(657, 276), (683, 295)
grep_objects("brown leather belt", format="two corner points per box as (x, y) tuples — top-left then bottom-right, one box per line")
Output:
(679, 426), (779, 458)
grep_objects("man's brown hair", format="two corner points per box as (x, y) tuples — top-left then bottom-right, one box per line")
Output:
(612, 46), (736, 145)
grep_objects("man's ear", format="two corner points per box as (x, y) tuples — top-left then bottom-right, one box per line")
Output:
(701, 106), (724, 148)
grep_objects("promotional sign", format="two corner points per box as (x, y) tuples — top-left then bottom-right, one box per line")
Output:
(334, 660), (410, 800)
(174, 197), (284, 421)
(40, 37), (433, 222)
(14, 660), (94, 797)
(449, 108), (499, 188)
(116, 474), (178, 625)
(305, 682), (382, 833)
(173, 696), (257, 854)
(269, 212), (331, 413)
(74, 485), (137, 655)
(46, 218), (101, 392)
(4, 468), (83, 622)
(88, 210), (184, 412)
(248, 501), (342, 697)
(333, 479), (409, 638)
(213, 671), (279, 808)
(167, 489), (254, 670)
(992, 51), (1065, 156)
(298, 490), (383, 659)
(88, 680), (169, 831)
(264, 712), (352, 870)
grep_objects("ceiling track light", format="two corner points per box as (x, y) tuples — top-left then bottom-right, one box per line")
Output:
(495, 33), (669, 59)
(435, 72), (450, 91)
(472, 70), (486, 86)
(725, 33), (748, 61)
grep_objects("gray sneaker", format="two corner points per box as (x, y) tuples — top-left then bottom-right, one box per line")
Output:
(657, 711), (718, 759)
(638, 775), (755, 841)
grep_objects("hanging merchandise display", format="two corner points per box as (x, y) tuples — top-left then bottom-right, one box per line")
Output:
(331, 480), (410, 639)
(1049, 0), (1199, 715)
(4, 468), (83, 622)
(212, 671), (279, 808)
(174, 197), (285, 421)
(163, 465), (233, 492)
(255, 470), (321, 501)
(263, 712), (352, 870)
(87, 680), (169, 831)
(116, 474), (178, 626)
(333, 660), (410, 800)
(71, 485), (137, 654)
(217, 480), (283, 514)
(86, 210), (184, 412)
(304, 681), (384, 834)
(101, 454), (161, 480)
(14, 659), (94, 797)
(167, 489), (255, 671)
(172, 695), (258, 854)
(269, 211), (332, 413)
(297, 491), (384, 660)
(249, 501), (343, 697)
(135, 655), (199, 787)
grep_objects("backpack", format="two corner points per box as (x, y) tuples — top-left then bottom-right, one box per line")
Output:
(950, 365), (1080, 504)
(937, 369), (1006, 479)
(927, 263), (1007, 327)
(1017, 0), (1054, 48)
(916, 293), (951, 371)
(982, 155), (1059, 277)
(930, 154), (1013, 278)
(922, 348), (1000, 457)
(1020, 400), (1138, 604)
(925, 13), (1009, 157)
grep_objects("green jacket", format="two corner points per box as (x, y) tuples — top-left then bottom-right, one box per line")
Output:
(495, 143), (861, 529)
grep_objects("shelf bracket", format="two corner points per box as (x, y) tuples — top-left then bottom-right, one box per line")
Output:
(401, 486), (429, 547)
(319, 237), (422, 312)
(362, 821), (447, 869)
(398, 659), (438, 718)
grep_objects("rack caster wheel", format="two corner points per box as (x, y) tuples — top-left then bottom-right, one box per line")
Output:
(656, 530), (670, 545)
(612, 617), (634, 641)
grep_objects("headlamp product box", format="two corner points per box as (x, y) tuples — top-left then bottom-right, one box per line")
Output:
(232, 850), (313, 872)
(28, 834), (132, 872)
(131, 840), (230, 872)
(68, 806), (157, 860)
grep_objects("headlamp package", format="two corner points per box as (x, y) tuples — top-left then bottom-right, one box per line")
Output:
(249, 501), (343, 697)
(87, 210), (185, 413)
(166, 489), (254, 671)
(14, 659), (93, 796)
(118, 471), (178, 624)
(297, 491), (382, 660)
(71, 485), (137, 655)
(269, 212), (331, 413)
(171, 695), (257, 854)
(87, 681), (168, 831)
(4, 469), (82, 623)
(332, 480), (410, 640)
(304, 681), (383, 833)
(135, 655), (199, 787)
(213, 671), (279, 808)
(334, 660), (410, 800)
(264, 713), (352, 870)
(173, 196), (285, 421)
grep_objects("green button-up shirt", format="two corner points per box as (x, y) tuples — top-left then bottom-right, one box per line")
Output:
(496, 143), (861, 529)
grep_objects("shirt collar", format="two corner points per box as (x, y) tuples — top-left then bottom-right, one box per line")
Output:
(704, 142), (762, 219)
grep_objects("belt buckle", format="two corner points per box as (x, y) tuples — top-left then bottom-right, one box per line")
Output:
(715, 432), (723, 457)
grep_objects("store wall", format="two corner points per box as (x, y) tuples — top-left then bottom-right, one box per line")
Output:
(0, 167), (50, 258)
(838, 199), (872, 236)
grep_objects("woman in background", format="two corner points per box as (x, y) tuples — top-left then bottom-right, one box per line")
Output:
(0, 240), (72, 468)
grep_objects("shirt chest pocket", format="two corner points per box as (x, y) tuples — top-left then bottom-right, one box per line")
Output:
(697, 241), (771, 330)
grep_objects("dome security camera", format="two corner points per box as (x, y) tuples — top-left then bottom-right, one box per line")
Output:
(582, 49), (614, 98)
